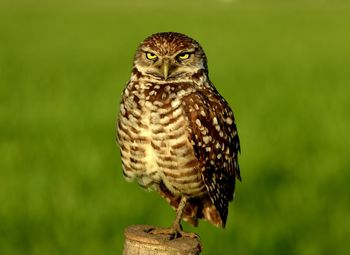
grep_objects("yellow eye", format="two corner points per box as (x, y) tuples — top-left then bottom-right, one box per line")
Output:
(178, 53), (190, 60)
(146, 52), (157, 60)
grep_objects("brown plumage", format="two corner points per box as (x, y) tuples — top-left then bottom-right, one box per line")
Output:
(116, 32), (241, 236)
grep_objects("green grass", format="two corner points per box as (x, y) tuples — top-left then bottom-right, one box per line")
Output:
(1, 1), (350, 254)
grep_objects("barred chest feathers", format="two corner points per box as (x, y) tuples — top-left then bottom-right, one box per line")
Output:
(117, 79), (206, 197)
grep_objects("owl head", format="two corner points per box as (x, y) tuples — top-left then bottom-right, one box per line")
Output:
(133, 32), (208, 81)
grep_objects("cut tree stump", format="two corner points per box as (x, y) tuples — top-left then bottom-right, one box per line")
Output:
(123, 225), (202, 255)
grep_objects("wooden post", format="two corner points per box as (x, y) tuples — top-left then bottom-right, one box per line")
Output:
(123, 225), (202, 255)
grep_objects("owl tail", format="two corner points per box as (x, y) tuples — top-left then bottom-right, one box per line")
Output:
(157, 183), (224, 228)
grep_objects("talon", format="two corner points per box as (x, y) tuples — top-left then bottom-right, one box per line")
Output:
(144, 227), (155, 233)
(171, 230), (200, 240)
(147, 227), (199, 240)
(169, 229), (181, 240)
(181, 231), (200, 240)
(147, 227), (176, 239)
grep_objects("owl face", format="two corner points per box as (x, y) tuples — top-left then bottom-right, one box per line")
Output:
(133, 32), (208, 81)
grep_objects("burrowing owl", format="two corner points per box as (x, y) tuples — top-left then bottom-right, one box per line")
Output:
(117, 32), (241, 237)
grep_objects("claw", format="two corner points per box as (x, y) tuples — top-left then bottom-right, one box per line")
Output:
(147, 227), (199, 240)
(147, 227), (178, 240)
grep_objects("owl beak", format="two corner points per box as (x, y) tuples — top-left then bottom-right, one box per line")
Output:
(162, 60), (169, 80)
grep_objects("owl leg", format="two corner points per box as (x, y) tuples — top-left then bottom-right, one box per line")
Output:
(147, 196), (198, 239)
(172, 196), (187, 231)
(170, 196), (199, 239)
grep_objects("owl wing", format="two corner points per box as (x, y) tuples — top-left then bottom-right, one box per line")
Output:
(183, 86), (241, 226)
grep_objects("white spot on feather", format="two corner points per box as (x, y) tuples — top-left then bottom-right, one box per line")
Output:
(203, 136), (211, 144)
(171, 99), (181, 108)
(226, 117), (233, 125)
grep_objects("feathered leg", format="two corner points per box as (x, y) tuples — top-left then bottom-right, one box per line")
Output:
(148, 196), (198, 239)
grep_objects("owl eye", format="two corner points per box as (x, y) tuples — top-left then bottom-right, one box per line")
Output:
(146, 52), (157, 60)
(177, 52), (191, 60)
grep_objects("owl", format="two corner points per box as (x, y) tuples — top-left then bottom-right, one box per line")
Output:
(117, 32), (241, 238)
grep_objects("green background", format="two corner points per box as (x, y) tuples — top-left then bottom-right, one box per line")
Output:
(1, 0), (349, 254)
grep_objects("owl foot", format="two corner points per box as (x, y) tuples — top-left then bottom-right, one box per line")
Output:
(146, 226), (199, 240)
(176, 230), (199, 240)
(145, 196), (199, 240)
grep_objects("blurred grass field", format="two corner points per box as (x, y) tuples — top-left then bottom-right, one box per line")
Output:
(1, 0), (350, 254)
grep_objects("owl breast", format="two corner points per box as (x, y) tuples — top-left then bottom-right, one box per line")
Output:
(117, 81), (206, 197)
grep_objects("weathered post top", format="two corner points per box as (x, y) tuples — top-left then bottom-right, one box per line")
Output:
(123, 225), (202, 255)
